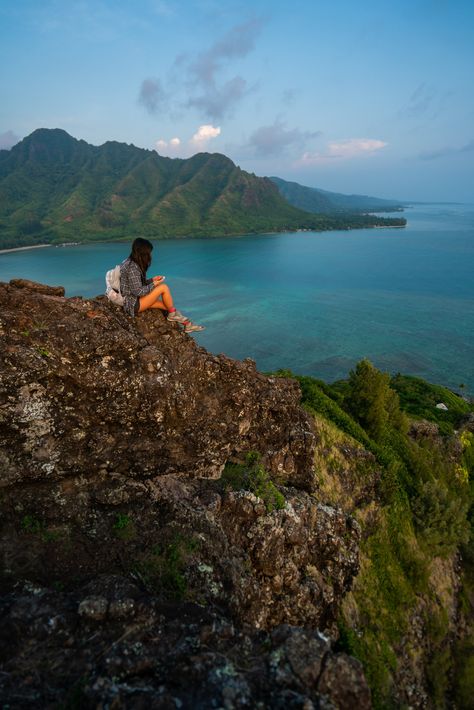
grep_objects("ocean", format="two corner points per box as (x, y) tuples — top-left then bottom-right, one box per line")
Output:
(1, 203), (473, 394)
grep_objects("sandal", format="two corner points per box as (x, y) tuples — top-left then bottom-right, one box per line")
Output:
(184, 321), (205, 333)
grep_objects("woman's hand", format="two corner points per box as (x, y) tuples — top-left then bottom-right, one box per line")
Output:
(152, 275), (165, 285)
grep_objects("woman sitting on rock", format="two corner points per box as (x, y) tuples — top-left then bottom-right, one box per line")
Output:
(120, 237), (204, 333)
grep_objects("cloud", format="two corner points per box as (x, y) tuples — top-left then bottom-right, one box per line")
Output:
(249, 120), (321, 157)
(138, 78), (167, 115)
(327, 138), (387, 158)
(418, 139), (474, 161)
(282, 89), (298, 105)
(190, 18), (265, 86)
(405, 82), (435, 117)
(399, 82), (452, 122)
(188, 76), (248, 120)
(298, 138), (388, 166)
(155, 125), (220, 157)
(190, 124), (221, 149)
(155, 137), (181, 153)
(139, 18), (265, 120)
(0, 130), (20, 150)
(185, 17), (265, 120)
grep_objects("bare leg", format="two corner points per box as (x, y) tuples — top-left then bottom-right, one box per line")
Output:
(148, 300), (167, 311)
(138, 284), (174, 312)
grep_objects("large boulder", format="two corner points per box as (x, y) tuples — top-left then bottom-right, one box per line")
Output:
(0, 280), (369, 708)
(0, 279), (315, 488)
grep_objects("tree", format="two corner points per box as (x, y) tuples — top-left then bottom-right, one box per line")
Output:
(346, 359), (407, 442)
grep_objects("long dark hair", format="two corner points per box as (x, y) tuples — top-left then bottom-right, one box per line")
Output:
(129, 238), (153, 275)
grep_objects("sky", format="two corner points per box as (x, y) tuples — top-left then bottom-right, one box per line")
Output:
(1, 0), (473, 202)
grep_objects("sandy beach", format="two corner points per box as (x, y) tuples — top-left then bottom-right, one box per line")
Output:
(0, 244), (52, 255)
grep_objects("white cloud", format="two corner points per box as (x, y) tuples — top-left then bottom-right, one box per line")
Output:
(328, 138), (387, 158)
(155, 126), (220, 157)
(190, 124), (221, 146)
(155, 136), (181, 154)
(298, 138), (387, 166)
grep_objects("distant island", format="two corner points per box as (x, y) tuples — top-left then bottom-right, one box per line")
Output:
(0, 129), (406, 250)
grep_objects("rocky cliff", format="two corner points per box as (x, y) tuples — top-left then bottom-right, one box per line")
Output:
(0, 280), (370, 708)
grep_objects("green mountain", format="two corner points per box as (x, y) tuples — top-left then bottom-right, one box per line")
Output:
(0, 129), (406, 249)
(270, 175), (405, 214)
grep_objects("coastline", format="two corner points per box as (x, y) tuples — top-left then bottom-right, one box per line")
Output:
(0, 244), (52, 255)
(0, 203), (472, 395)
(0, 219), (408, 253)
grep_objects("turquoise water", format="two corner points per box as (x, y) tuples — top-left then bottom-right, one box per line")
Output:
(1, 203), (473, 394)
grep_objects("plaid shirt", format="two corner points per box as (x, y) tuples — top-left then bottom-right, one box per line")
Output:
(120, 257), (154, 316)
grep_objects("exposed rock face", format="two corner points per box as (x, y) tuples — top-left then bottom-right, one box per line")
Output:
(0, 578), (370, 709)
(0, 280), (369, 707)
(9, 278), (65, 297)
(0, 279), (315, 487)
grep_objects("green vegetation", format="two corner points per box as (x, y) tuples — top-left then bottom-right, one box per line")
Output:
(452, 430), (474, 708)
(453, 642), (474, 710)
(0, 129), (406, 249)
(221, 452), (286, 512)
(133, 533), (199, 600)
(112, 512), (136, 541)
(276, 362), (473, 708)
(346, 360), (408, 441)
(21, 514), (61, 542)
(425, 606), (452, 707)
(270, 175), (405, 214)
(391, 373), (471, 435)
(21, 514), (44, 534)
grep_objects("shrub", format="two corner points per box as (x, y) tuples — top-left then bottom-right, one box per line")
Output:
(221, 452), (285, 512)
(412, 479), (470, 556)
(453, 643), (474, 710)
(21, 514), (61, 542)
(134, 534), (198, 600)
(112, 513), (136, 541)
(391, 374), (472, 435)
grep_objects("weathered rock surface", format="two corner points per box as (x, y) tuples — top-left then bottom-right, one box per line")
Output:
(0, 578), (370, 709)
(0, 279), (315, 487)
(9, 278), (65, 297)
(0, 280), (369, 707)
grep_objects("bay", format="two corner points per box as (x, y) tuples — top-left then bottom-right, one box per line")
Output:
(1, 203), (473, 395)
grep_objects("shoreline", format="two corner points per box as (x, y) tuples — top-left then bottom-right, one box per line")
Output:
(0, 243), (52, 255)
(0, 218), (408, 253)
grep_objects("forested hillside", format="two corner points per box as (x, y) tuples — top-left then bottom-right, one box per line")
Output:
(0, 129), (406, 249)
(271, 175), (405, 214)
(274, 363), (474, 707)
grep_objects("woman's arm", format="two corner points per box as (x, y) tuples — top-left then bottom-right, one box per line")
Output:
(123, 262), (155, 297)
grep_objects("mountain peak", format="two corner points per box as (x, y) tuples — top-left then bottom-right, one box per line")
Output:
(10, 127), (90, 166)
(0, 129), (406, 249)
